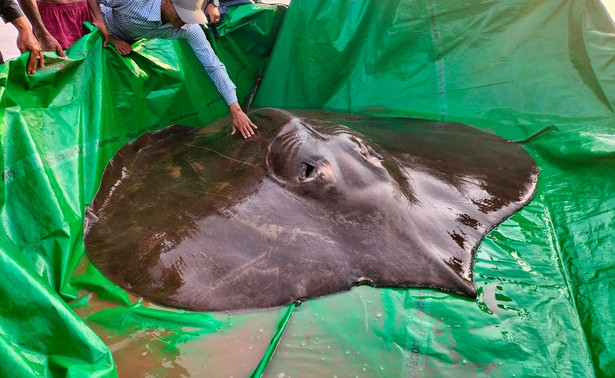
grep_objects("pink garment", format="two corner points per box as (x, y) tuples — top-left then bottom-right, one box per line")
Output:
(37, 1), (91, 50)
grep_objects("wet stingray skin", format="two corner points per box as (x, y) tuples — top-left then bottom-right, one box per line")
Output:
(85, 108), (538, 312)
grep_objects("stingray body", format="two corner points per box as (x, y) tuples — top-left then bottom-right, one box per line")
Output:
(85, 108), (538, 312)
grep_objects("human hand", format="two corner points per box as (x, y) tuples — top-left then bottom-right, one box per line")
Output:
(37, 32), (67, 57)
(205, 3), (221, 24)
(87, 0), (109, 47)
(13, 17), (44, 74)
(92, 19), (110, 47)
(110, 35), (133, 56)
(229, 102), (258, 139)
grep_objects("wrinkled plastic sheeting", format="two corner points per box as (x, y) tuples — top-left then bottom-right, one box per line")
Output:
(0, 0), (613, 377)
(254, 0), (614, 377)
(0, 4), (285, 377)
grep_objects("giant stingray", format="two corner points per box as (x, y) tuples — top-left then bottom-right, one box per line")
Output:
(85, 108), (538, 312)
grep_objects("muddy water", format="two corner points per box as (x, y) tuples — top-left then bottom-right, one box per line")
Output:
(72, 285), (282, 377)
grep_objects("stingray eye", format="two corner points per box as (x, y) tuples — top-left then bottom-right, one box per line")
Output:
(301, 162), (316, 180)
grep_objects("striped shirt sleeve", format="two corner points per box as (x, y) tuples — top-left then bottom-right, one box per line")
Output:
(149, 25), (238, 105)
(183, 25), (237, 106)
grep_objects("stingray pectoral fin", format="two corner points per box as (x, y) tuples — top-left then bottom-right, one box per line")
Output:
(413, 254), (478, 298)
(85, 109), (536, 312)
(453, 278), (477, 298)
(438, 267), (477, 298)
(420, 274), (476, 298)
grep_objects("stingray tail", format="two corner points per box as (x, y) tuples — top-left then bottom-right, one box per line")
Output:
(243, 69), (265, 113)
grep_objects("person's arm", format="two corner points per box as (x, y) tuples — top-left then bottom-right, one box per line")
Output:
(182, 25), (257, 138)
(12, 15), (45, 74)
(108, 35), (132, 55)
(16, 0), (66, 57)
(0, 0), (22, 23)
(86, 0), (109, 47)
(91, 0), (134, 55)
(144, 25), (257, 138)
(0, 0), (42, 72)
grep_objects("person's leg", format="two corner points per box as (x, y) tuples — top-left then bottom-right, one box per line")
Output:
(37, 1), (91, 50)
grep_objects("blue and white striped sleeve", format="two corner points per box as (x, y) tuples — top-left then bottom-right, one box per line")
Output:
(171, 25), (238, 106)
(97, 0), (128, 9)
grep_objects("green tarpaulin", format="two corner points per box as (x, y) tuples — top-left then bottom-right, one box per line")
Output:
(1, 0), (613, 376)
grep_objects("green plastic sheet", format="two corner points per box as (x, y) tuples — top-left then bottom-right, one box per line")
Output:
(1, 4), (286, 376)
(254, 1), (614, 376)
(1, 0), (613, 376)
